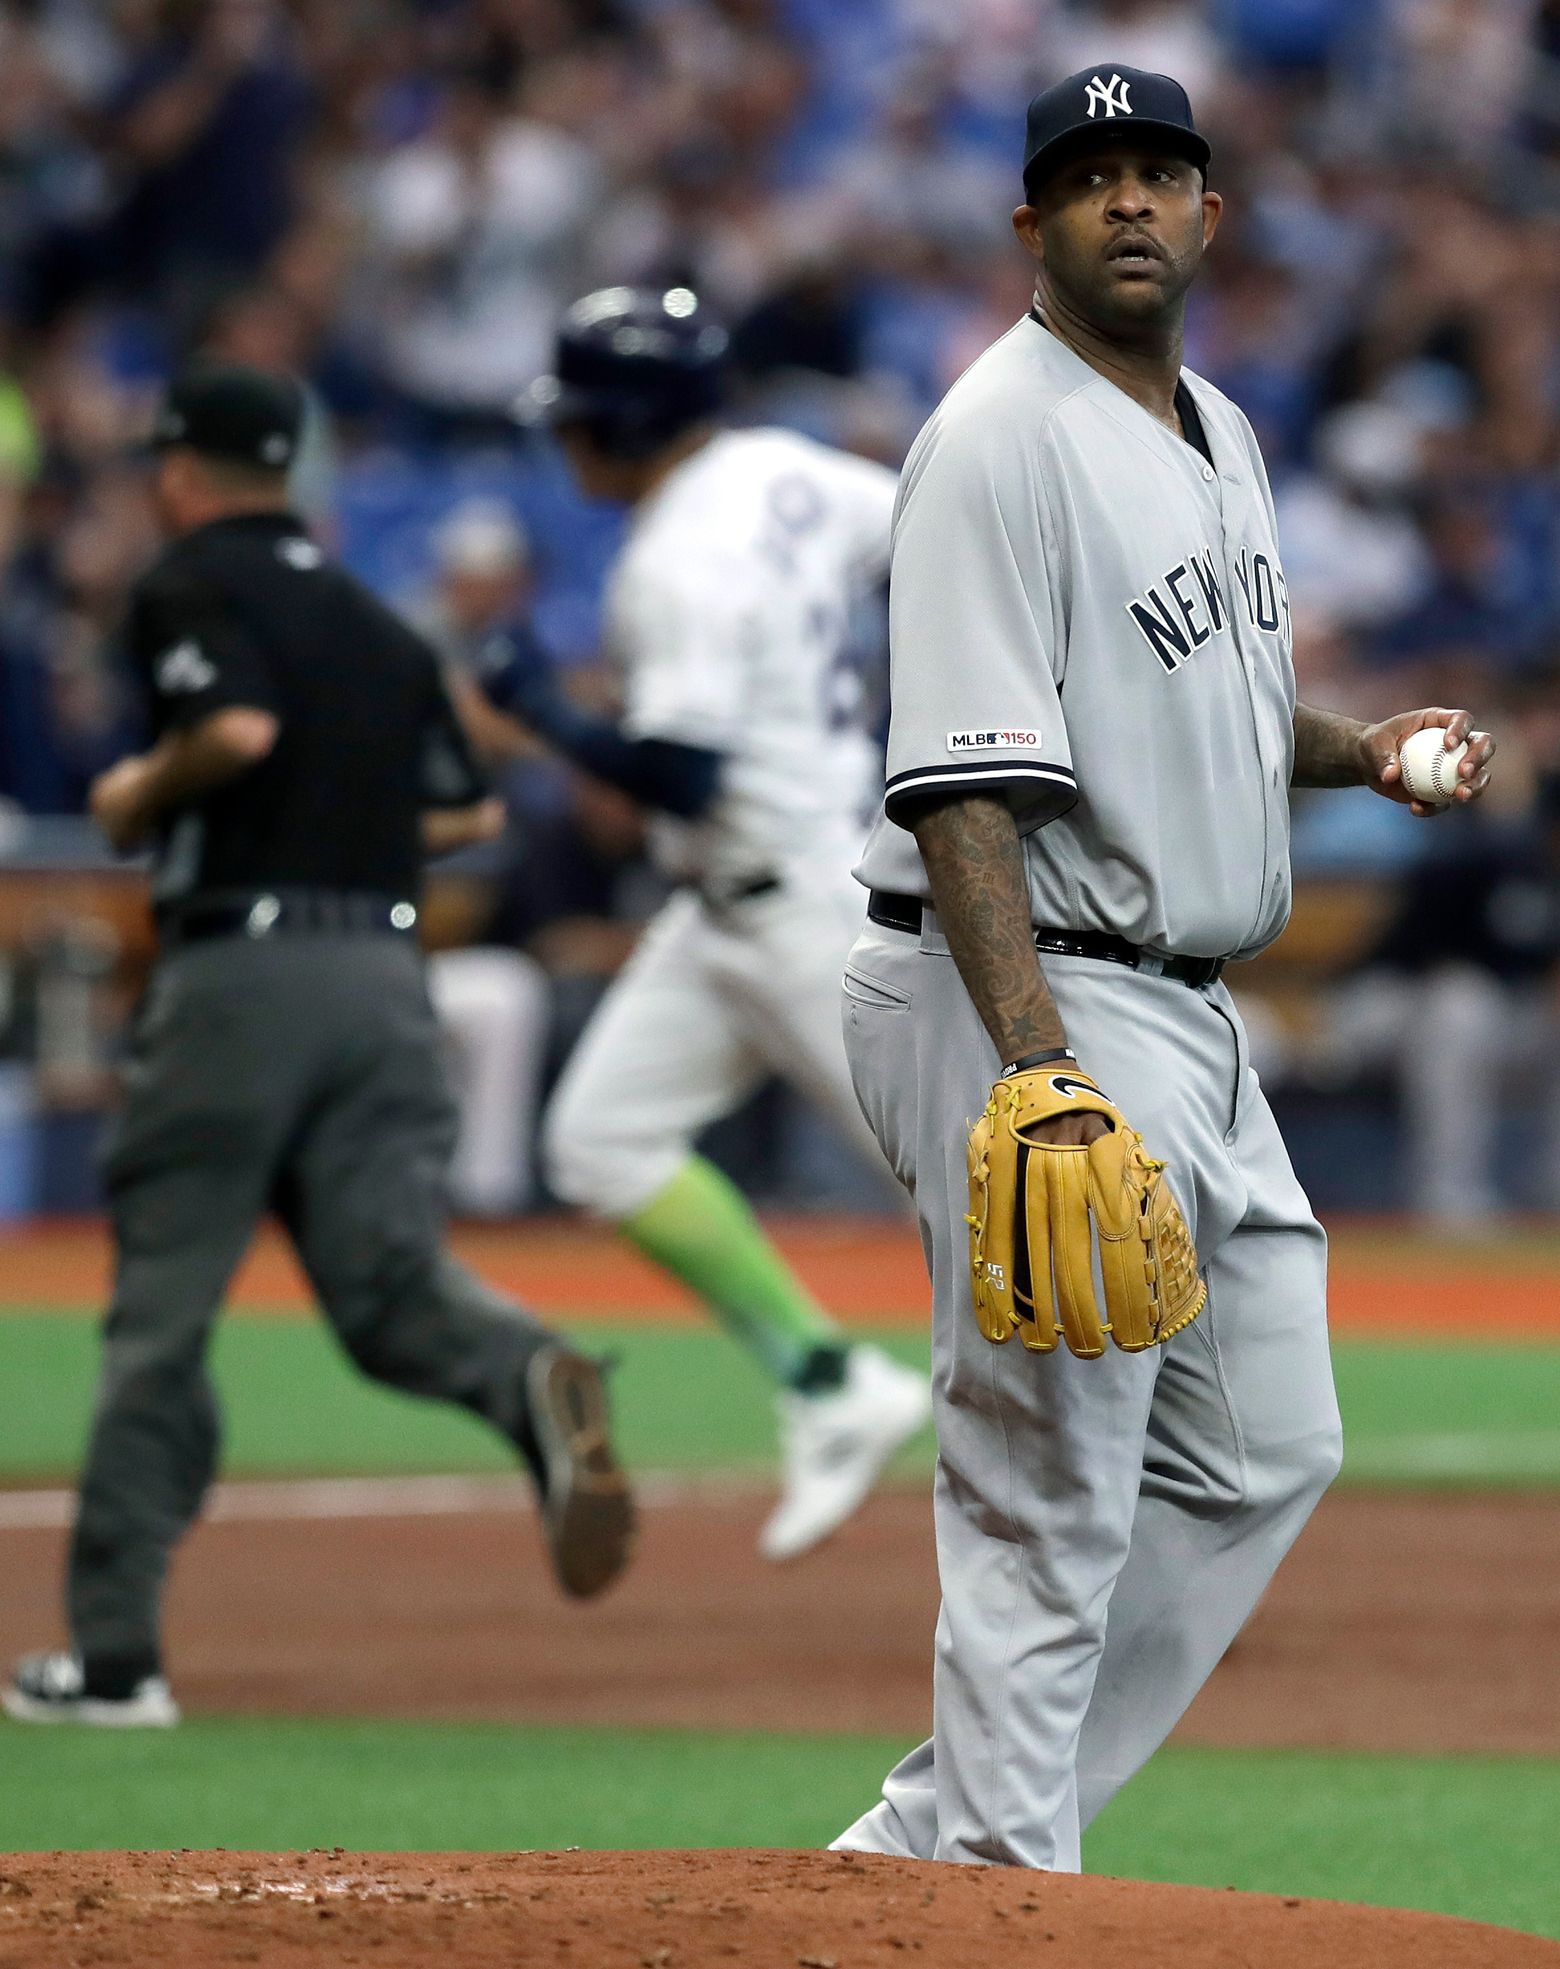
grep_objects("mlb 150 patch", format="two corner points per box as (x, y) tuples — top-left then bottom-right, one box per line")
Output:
(946, 729), (1041, 752)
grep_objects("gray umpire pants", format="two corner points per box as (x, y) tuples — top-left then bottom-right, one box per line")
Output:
(70, 931), (552, 1668)
(832, 919), (1343, 1869)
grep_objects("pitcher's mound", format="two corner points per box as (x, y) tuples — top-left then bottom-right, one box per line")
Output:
(1, 1847), (1554, 1967)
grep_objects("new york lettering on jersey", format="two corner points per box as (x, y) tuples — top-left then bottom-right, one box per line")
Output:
(1127, 542), (1290, 673)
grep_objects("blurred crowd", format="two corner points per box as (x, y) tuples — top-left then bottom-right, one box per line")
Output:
(0, 0), (1557, 1219)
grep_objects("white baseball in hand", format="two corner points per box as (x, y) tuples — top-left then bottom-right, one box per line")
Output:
(1397, 727), (1468, 807)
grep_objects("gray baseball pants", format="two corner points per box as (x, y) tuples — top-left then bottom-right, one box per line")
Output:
(832, 918), (1342, 1869)
(70, 932), (552, 1670)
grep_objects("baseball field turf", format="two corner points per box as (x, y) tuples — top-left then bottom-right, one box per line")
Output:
(3, 1218), (1558, 1942)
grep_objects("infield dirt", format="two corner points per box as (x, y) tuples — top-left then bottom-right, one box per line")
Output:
(1, 1486), (1557, 1752)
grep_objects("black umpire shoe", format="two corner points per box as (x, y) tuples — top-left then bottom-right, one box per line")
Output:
(521, 1346), (636, 1598)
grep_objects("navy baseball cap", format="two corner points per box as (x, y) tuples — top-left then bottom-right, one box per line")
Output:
(150, 361), (305, 470)
(1022, 66), (1210, 198)
(518, 286), (728, 458)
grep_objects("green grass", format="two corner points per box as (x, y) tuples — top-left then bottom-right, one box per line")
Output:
(1330, 1342), (1560, 1485)
(3, 1309), (1559, 1489)
(1, 1717), (907, 1854)
(1086, 1744), (1560, 1940)
(3, 1722), (1557, 1938)
(0, 1311), (930, 1482)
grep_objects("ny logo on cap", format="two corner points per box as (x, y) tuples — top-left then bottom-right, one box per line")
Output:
(1085, 72), (1132, 119)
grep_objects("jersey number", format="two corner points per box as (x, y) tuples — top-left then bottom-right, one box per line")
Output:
(757, 473), (826, 577)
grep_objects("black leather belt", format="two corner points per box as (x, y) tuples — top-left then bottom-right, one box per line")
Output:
(158, 888), (419, 947)
(866, 890), (1225, 990)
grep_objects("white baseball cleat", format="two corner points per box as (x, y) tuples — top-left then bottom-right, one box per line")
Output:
(759, 1346), (932, 1562)
(2, 1651), (180, 1728)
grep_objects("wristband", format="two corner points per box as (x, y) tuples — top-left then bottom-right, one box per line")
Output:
(1001, 1048), (1076, 1077)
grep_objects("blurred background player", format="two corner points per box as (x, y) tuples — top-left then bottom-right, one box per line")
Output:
(2, 362), (633, 1727)
(419, 499), (554, 1217)
(1297, 771), (1560, 1226)
(491, 286), (931, 1561)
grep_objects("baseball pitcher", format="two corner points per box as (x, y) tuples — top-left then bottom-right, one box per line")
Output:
(833, 67), (1496, 1867)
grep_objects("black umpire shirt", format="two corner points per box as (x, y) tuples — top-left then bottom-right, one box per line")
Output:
(125, 512), (484, 904)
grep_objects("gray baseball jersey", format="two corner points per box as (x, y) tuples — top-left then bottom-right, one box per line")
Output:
(856, 312), (1296, 961)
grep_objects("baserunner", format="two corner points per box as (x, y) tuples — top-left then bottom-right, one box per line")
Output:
(502, 287), (932, 1562)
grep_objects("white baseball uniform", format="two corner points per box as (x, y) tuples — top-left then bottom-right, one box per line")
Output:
(544, 426), (900, 1215)
(833, 314), (1344, 1867)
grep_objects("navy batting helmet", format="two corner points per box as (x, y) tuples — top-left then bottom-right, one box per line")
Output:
(519, 285), (729, 460)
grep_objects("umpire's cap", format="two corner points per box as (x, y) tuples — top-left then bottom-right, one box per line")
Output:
(519, 286), (729, 460)
(1022, 66), (1210, 199)
(151, 361), (305, 470)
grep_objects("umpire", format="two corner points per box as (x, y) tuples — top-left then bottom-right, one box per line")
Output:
(2, 362), (634, 1728)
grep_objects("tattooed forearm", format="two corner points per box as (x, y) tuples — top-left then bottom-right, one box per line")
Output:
(912, 794), (1067, 1064)
(1292, 702), (1370, 787)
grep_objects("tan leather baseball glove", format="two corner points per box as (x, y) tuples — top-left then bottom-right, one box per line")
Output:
(966, 1067), (1206, 1359)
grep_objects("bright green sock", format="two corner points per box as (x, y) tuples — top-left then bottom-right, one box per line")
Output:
(620, 1156), (844, 1387)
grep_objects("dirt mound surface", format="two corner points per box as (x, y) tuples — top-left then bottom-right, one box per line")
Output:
(1, 1849), (1554, 1969)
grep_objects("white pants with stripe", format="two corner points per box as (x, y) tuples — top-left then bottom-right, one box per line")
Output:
(543, 872), (886, 1219)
